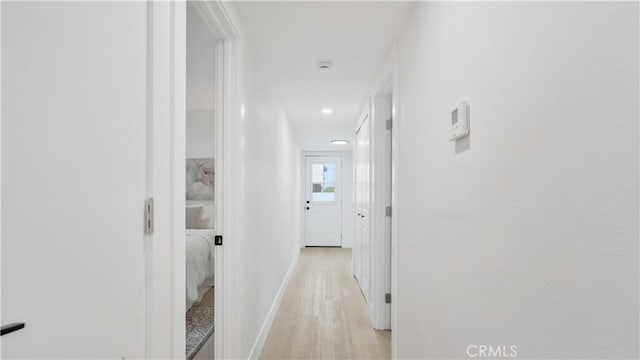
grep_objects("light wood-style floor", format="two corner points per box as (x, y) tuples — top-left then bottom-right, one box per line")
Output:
(260, 248), (391, 359)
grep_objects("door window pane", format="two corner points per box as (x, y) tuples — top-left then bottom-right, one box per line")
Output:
(311, 162), (336, 202)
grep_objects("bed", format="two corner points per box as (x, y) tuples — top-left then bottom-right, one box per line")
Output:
(186, 229), (216, 310)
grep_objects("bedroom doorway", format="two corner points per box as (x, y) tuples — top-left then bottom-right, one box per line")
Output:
(184, 3), (221, 359)
(164, 1), (239, 358)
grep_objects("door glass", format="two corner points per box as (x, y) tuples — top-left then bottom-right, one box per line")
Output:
(311, 162), (336, 202)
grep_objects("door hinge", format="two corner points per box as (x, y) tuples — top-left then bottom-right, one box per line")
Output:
(215, 235), (223, 246)
(386, 119), (392, 130)
(144, 198), (154, 235)
(385, 293), (391, 304)
(385, 206), (392, 217)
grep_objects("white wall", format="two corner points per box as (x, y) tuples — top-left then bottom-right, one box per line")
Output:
(186, 6), (216, 159)
(299, 151), (354, 248)
(186, 112), (215, 158)
(235, 30), (302, 359)
(394, 2), (639, 358)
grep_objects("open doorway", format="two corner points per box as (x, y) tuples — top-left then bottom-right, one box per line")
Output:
(185, 3), (220, 359)
(168, 2), (239, 358)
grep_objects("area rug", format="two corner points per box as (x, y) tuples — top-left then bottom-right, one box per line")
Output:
(186, 305), (214, 360)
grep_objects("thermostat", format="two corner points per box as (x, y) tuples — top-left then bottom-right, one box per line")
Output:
(450, 101), (469, 141)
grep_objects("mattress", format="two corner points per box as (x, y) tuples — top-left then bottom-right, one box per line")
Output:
(186, 229), (215, 310)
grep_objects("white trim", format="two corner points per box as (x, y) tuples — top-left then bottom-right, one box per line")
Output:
(369, 47), (401, 355)
(155, 0), (242, 358)
(369, 51), (395, 331)
(187, 2), (242, 359)
(170, 2), (187, 358)
(213, 37), (226, 360)
(146, 1), (186, 358)
(190, 0), (241, 41)
(389, 45), (400, 360)
(0, 2), (4, 355)
(220, 37), (242, 360)
(370, 93), (392, 330)
(247, 249), (301, 359)
(356, 46), (400, 353)
(217, 23), (242, 360)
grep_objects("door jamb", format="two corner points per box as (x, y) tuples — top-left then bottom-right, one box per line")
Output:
(188, 2), (241, 359)
(390, 46), (400, 360)
(0, 3), (3, 356)
(150, 1), (241, 358)
(366, 47), (400, 356)
(370, 88), (393, 330)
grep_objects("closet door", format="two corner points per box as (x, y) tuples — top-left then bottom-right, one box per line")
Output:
(2, 2), (148, 358)
(359, 117), (371, 301)
(354, 130), (363, 282)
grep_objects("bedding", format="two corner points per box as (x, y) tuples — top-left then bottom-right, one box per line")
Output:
(186, 229), (216, 310)
(186, 201), (216, 229)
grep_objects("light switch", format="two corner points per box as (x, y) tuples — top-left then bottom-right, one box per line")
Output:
(450, 101), (469, 141)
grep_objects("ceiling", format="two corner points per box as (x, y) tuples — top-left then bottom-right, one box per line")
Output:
(233, 1), (413, 151)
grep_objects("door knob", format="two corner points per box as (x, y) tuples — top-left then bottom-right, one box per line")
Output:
(306, 207), (310, 210)
(306, 200), (309, 204)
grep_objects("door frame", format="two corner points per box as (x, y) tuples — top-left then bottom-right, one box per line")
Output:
(0, 2), (4, 356)
(150, 1), (241, 358)
(370, 88), (393, 330)
(390, 47), (400, 360)
(366, 48), (399, 353)
(300, 152), (347, 248)
(187, 3), (241, 359)
(304, 155), (343, 247)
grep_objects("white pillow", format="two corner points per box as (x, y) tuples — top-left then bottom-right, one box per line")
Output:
(186, 202), (216, 229)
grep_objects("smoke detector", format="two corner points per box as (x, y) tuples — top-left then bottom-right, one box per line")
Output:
(317, 62), (332, 73)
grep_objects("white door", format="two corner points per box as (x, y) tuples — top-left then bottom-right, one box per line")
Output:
(353, 143), (362, 280)
(305, 156), (342, 246)
(2, 2), (148, 358)
(353, 114), (370, 290)
(356, 118), (371, 300)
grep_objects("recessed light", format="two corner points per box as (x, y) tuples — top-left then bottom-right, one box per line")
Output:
(321, 108), (333, 114)
(317, 62), (332, 72)
(331, 140), (349, 145)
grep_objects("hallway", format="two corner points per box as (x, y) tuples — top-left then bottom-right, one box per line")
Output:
(1, 1), (638, 359)
(260, 248), (391, 359)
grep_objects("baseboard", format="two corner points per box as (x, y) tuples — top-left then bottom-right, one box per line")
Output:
(247, 248), (300, 359)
